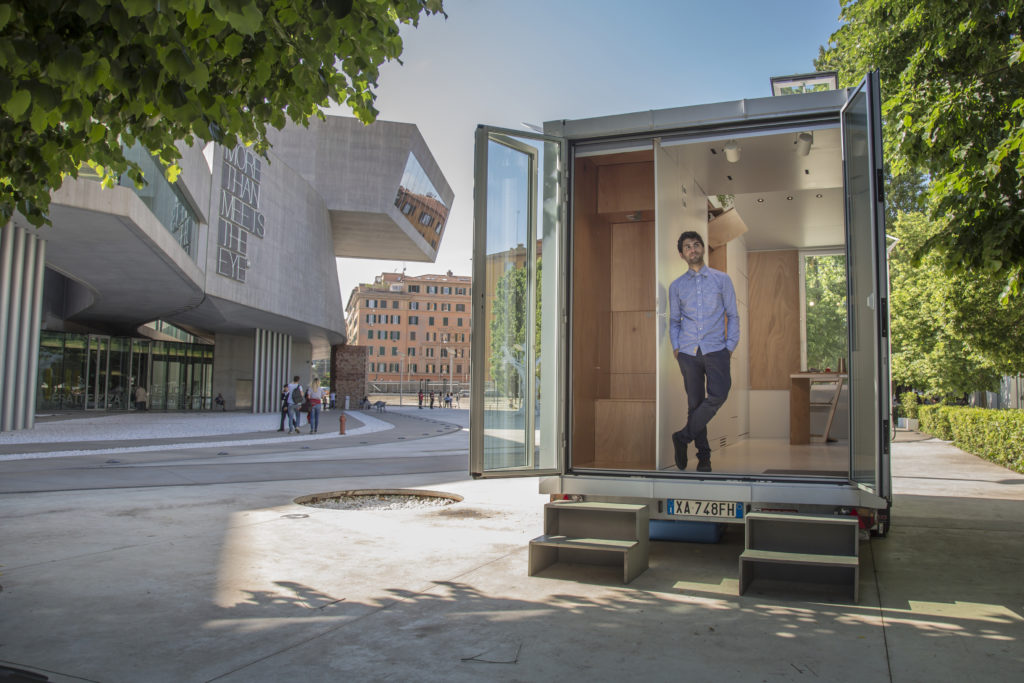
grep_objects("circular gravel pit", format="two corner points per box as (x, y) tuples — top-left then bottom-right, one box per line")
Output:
(294, 488), (463, 511)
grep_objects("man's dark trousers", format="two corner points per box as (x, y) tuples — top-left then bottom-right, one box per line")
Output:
(676, 348), (731, 457)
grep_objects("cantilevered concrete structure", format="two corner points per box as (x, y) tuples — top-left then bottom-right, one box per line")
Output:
(0, 114), (452, 431)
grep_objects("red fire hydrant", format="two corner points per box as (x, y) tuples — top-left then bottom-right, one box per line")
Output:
(339, 413), (346, 435)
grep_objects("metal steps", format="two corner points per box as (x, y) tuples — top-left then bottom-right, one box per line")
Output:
(739, 512), (860, 601)
(529, 501), (649, 584)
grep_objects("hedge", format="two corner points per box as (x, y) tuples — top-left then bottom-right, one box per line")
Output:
(918, 404), (1024, 473)
(899, 391), (919, 420)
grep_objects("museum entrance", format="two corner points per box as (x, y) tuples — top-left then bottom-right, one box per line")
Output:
(36, 331), (214, 412)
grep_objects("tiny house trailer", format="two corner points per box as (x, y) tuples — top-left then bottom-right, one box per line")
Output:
(470, 74), (891, 582)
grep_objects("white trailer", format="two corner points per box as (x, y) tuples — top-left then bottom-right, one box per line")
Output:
(470, 74), (890, 589)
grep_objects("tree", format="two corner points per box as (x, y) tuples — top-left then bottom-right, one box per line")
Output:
(488, 258), (541, 405)
(888, 211), (1024, 398)
(817, 0), (1024, 300)
(0, 0), (444, 227)
(804, 254), (848, 371)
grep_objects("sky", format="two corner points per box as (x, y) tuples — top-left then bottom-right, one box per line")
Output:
(332, 0), (844, 304)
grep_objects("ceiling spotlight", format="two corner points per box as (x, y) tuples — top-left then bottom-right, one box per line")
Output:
(724, 140), (741, 163)
(796, 132), (813, 156)
(786, 196), (794, 201)
(756, 197), (765, 203)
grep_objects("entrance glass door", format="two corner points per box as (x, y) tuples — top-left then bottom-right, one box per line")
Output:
(84, 335), (111, 410)
(842, 72), (889, 498)
(130, 339), (152, 409)
(470, 126), (565, 478)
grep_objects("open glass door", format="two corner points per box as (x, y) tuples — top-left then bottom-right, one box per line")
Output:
(842, 72), (890, 498)
(471, 126), (565, 478)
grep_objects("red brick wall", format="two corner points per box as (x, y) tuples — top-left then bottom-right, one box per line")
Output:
(331, 344), (368, 408)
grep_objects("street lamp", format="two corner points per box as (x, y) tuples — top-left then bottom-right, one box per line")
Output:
(442, 334), (454, 394)
(399, 353), (405, 406)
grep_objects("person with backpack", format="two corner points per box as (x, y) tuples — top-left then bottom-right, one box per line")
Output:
(286, 375), (304, 434)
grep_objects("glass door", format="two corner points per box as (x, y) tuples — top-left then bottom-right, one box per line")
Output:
(130, 339), (151, 409)
(84, 335), (110, 410)
(470, 126), (565, 478)
(842, 72), (889, 498)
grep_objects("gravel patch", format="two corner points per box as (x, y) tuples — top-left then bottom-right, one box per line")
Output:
(295, 489), (462, 511)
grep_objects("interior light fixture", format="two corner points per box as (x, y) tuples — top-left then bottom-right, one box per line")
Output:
(724, 140), (741, 163)
(796, 132), (813, 156)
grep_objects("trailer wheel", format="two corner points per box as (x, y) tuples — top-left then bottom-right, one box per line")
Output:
(872, 505), (891, 537)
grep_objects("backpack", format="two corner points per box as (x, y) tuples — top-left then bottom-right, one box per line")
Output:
(290, 385), (304, 404)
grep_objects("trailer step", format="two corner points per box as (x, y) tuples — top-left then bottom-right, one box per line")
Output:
(529, 502), (649, 584)
(739, 513), (859, 601)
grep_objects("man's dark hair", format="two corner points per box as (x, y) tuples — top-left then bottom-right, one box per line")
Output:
(293, 375), (300, 382)
(677, 231), (705, 252)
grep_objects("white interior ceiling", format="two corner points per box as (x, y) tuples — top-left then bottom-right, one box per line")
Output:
(664, 127), (845, 250)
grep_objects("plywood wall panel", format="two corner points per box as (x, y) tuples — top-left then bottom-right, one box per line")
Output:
(571, 158), (608, 459)
(597, 162), (655, 215)
(594, 399), (656, 469)
(610, 221), (655, 311)
(610, 311), (656, 374)
(748, 250), (800, 390)
(609, 373), (656, 399)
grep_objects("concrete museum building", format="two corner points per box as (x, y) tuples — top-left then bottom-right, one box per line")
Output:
(0, 115), (453, 431)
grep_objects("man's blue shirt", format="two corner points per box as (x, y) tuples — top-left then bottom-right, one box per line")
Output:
(669, 265), (739, 356)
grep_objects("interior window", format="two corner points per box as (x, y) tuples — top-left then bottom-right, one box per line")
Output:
(801, 252), (848, 372)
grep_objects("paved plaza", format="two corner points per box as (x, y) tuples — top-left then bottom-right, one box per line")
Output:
(0, 408), (1022, 681)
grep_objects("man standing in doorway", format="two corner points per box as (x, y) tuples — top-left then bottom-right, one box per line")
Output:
(669, 231), (739, 472)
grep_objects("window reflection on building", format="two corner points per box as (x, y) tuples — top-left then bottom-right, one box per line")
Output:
(394, 153), (449, 249)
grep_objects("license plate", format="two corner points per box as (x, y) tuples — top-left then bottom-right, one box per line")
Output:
(667, 499), (744, 519)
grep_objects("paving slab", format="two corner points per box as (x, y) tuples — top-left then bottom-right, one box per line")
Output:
(0, 420), (1021, 682)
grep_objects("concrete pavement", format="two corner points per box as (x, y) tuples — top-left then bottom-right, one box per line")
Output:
(0, 411), (1022, 682)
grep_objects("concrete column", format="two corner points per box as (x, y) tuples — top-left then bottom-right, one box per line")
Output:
(0, 222), (46, 431)
(251, 328), (291, 413)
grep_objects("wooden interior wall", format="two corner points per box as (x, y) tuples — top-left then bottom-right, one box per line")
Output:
(572, 157), (655, 468)
(609, 221), (656, 400)
(748, 250), (801, 390)
(597, 163), (655, 214)
(571, 158), (607, 464)
(708, 244), (727, 272)
(594, 399), (657, 469)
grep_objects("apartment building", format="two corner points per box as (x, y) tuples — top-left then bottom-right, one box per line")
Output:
(345, 271), (471, 391)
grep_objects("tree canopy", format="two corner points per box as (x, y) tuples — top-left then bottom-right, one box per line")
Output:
(888, 211), (1024, 398)
(818, 0), (1024, 300)
(489, 258), (541, 403)
(0, 0), (444, 227)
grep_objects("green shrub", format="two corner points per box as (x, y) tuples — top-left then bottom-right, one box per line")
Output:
(900, 391), (919, 420)
(919, 404), (953, 439)
(919, 405), (1024, 473)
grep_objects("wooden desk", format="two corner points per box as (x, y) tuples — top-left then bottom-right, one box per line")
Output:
(790, 373), (847, 445)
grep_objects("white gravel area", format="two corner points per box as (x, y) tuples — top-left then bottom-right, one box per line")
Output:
(0, 411), (394, 461)
(300, 493), (459, 511)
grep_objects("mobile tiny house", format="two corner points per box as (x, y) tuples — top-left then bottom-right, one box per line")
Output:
(470, 75), (891, 545)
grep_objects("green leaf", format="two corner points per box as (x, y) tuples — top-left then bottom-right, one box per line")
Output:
(225, 3), (263, 36)
(3, 89), (30, 118)
(223, 33), (244, 57)
(89, 123), (107, 143)
(185, 60), (210, 89)
(123, 0), (153, 18)
(0, 5), (11, 31)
